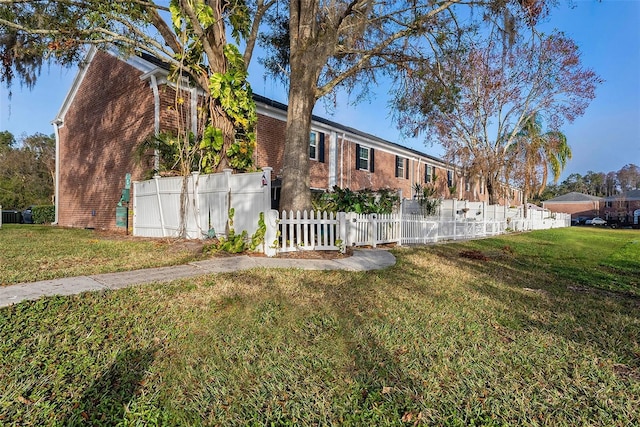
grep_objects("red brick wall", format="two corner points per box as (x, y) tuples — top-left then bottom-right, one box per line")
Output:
(255, 114), (329, 190)
(255, 113), (285, 174)
(543, 202), (601, 219)
(254, 119), (470, 200)
(58, 51), (156, 230)
(603, 199), (640, 222)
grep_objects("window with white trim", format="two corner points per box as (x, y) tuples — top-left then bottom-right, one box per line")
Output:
(356, 145), (373, 171)
(309, 131), (318, 160)
(309, 131), (325, 163)
(395, 156), (406, 178)
(424, 165), (434, 183)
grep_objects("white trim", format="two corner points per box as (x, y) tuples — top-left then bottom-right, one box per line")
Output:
(358, 145), (371, 171)
(53, 47), (98, 125)
(191, 86), (198, 133)
(309, 130), (319, 161)
(52, 120), (62, 225)
(329, 131), (337, 188)
(150, 74), (161, 175)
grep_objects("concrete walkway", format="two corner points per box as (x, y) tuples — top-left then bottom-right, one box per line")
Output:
(0, 249), (396, 308)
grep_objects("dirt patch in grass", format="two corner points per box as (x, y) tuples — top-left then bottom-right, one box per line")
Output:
(94, 229), (212, 258)
(459, 249), (489, 261)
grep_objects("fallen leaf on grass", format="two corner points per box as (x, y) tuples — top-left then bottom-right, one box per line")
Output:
(17, 395), (32, 405)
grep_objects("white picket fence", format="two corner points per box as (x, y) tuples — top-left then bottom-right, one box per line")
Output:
(263, 209), (570, 256)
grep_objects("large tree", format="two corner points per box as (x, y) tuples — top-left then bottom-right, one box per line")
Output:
(260, 0), (559, 212)
(0, 0), (274, 172)
(617, 163), (640, 192)
(395, 18), (601, 204)
(0, 132), (55, 208)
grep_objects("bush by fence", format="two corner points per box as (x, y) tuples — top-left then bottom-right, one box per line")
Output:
(32, 205), (55, 224)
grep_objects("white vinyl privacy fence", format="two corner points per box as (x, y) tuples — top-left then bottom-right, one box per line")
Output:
(133, 168), (272, 239)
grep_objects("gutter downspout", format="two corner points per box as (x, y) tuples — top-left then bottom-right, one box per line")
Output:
(340, 134), (343, 189)
(52, 120), (62, 225)
(190, 87), (198, 135)
(150, 74), (161, 175)
(416, 158), (422, 197)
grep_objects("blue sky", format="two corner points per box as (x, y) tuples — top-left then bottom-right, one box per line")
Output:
(1, 0), (638, 182)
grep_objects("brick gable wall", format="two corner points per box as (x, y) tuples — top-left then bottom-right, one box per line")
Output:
(57, 51), (157, 230)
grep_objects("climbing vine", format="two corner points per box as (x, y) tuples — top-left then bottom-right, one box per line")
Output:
(168, 0), (257, 174)
(206, 209), (266, 254)
(202, 44), (257, 172)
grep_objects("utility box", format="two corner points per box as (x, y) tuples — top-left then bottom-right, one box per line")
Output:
(121, 188), (130, 203)
(115, 206), (128, 228)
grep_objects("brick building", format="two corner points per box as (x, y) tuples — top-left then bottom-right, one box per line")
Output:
(52, 48), (502, 230)
(602, 190), (640, 225)
(542, 192), (603, 222)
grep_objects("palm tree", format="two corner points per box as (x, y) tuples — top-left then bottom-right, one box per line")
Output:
(509, 114), (571, 217)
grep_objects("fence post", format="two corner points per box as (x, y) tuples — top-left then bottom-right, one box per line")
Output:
(261, 167), (272, 213)
(338, 212), (347, 253)
(191, 171), (201, 237)
(154, 176), (167, 237)
(398, 199), (404, 246)
(347, 212), (358, 248)
(452, 199), (458, 240)
(369, 213), (377, 248)
(264, 209), (279, 257)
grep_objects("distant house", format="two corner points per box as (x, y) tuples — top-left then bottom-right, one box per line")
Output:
(542, 192), (603, 221)
(52, 48), (510, 231)
(602, 189), (640, 225)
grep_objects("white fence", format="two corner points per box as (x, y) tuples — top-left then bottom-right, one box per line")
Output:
(133, 168), (272, 239)
(264, 205), (570, 256)
(131, 171), (570, 254)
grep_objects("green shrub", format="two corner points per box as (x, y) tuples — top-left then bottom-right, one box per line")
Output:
(32, 205), (55, 224)
(312, 186), (400, 214)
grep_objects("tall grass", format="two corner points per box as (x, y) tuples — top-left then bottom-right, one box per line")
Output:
(0, 227), (638, 425)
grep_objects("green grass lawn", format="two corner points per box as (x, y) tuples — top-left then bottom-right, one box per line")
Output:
(0, 225), (204, 284)
(0, 226), (638, 425)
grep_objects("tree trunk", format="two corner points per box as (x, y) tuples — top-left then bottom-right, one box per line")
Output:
(279, 75), (317, 213)
(279, 0), (327, 213)
(486, 175), (498, 205)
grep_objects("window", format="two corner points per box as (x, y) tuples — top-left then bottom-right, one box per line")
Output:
(465, 176), (471, 192)
(395, 156), (408, 179)
(309, 132), (317, 160)
(424, 165), (434, 183)
(309, 131), (325, 162)
(355, 144), (374, 172)
(606, 201), (612, 208)
(447, 170), (453, 187)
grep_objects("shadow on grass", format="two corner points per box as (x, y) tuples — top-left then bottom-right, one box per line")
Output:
(65, 346), (156, 426)
(425, 244), (640, 367)
(223, 266), (431, 423)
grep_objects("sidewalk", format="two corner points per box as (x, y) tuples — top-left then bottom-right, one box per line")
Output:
(0, 249), (396, 308)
